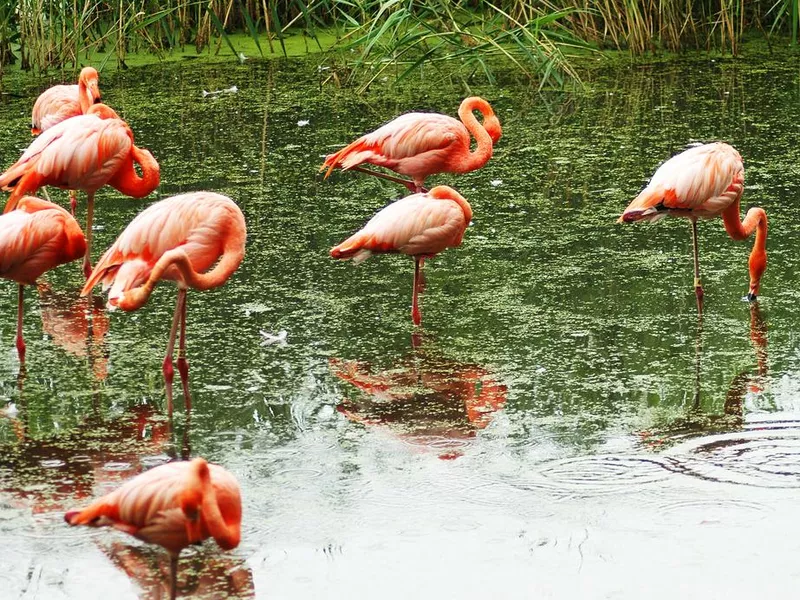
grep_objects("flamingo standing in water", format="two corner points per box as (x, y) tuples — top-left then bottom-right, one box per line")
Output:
(31, 66), (102, 135)
(330, 185), (472, 326)
(618, 142), (767, 307)
(81, 192), (247, 416)
(0, 103), (160, 277)
(65, 457), (242, 600)
(0, 196), (86, 363)
(321, 96), (502, 193)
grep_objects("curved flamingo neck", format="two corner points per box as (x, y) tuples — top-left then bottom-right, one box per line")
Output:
(109, 146), (161, 198)
(429, 185), (473, 222)
(455, 97), (500, 174)
(722, 200), (768, 297)
(115, 229), (245, 311)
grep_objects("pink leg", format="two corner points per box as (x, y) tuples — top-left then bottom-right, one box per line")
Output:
(176, 290), (191, 412)
(412, 258), (422, 327)
(69, 190), (77, 216)
(163, 292), (182, 418)
(15, 285), (25, 364)
(348, 166), (428, 194)
(83, 192), (94, 279)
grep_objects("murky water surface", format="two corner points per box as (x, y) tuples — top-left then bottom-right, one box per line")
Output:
(1, 55), (800, 598)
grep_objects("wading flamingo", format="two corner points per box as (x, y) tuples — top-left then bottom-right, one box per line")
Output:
(0, 196), (86, 363)
(330, 185), (471, 326)
(618, 142), (766, 307)
(81, 192), (247, 416)
(65, 457), (242, 600)
(31, 66), (103, 215)
(0, 103), (160, 278)
(321, 96), (502, 193)
(31, 66), (102, 135)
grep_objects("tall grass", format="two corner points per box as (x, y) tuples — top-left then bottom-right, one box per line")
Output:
(2, 0), (800, 89)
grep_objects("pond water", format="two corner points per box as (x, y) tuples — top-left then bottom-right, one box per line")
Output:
(1, 54), (800, 598)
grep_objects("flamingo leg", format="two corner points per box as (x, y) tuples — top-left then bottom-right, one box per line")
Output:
(348, 166), (428, 194)
(169, 554), (179, 600)
(163, 291), (183, 418)
(15, 285), (25, 364)
(412, 257), (423, 326)
(691, 220), (703, 311)
(69, 190), (77, 216)
(83, 192), (95, 279)
(176, 289), (191, 412)
(41, 186), (52, 203)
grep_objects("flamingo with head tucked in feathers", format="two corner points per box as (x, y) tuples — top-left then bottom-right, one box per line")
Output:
(618, 142), (767, 308)
(321, 96), (502, 193)
(330, 185), (472, 326)
(0, 196), (86, 363)
(81, 191), (247, 416)
(31, 66), (102, 135)
(0, 103), (160, 278)
(65, 457), (242, 600)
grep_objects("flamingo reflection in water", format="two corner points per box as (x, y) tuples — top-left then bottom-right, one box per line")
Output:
(638, 303), (768, 449)
(331, 335), (508, 460)
(0, 404), (172, 517)
(99, 539), (254, 600)
(37, 281), (109, 381)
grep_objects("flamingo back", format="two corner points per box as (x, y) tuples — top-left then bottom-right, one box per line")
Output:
(330, 185), (472, 262)
(0, 197), (86, 284)
(619, 142), (744, 222)
(31, 85), (81, 135)
(84, 192), (246, 304)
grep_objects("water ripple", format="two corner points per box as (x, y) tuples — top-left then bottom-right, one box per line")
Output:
(663, 421), (800, 488)
(514, 454), (672, 497)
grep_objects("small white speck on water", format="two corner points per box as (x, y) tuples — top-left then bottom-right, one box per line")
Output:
(491, 179), (503, 187)
(297, 120), (310, 127)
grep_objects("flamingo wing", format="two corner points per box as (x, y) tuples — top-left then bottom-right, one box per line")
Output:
(323, 113), (464, 174)
(0, 115), (132, 194)
(0, 202), (83, 284)
(619, 143), (743, 222)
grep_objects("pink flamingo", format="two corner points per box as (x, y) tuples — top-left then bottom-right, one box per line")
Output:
(321, 96), (502, 193)
(31, 66), (102, 135)
(0, 196), (86, 363)
(65, 457), (242, 600)
(0, 103), (160, 278)
(618, 142), (767, 307)
(330, 185), (472, 326)
(81, 191), (247, 416)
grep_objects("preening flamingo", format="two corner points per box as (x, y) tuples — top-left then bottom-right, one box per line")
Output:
(618, 142), (767, 306)
(321, 96), (502, 193)
(81, 192), (247, 416)
(31, 66), (102, 135)
(65, 457), (242, 600)
(0, 103), (160, 278)
(330, 185), (472, 326)
(0, 196), (86, 363)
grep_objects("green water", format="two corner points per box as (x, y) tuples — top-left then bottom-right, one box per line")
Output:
(0, 55), (799, 598)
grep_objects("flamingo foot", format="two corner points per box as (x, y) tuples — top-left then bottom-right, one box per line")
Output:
(412, 306), (422, 327)
(83, 258), (92, 279)
(163, 357), (175, 418)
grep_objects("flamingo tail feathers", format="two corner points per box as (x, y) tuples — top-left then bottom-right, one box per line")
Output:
(321, 138), (375, 178)
(330, 232), (374, 264)
(617, 187), (673, 224)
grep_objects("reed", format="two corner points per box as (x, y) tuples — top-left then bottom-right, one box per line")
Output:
(1, 0), (799, 88)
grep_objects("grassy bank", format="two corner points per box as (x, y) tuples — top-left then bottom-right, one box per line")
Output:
(2, 1), (800, 90)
